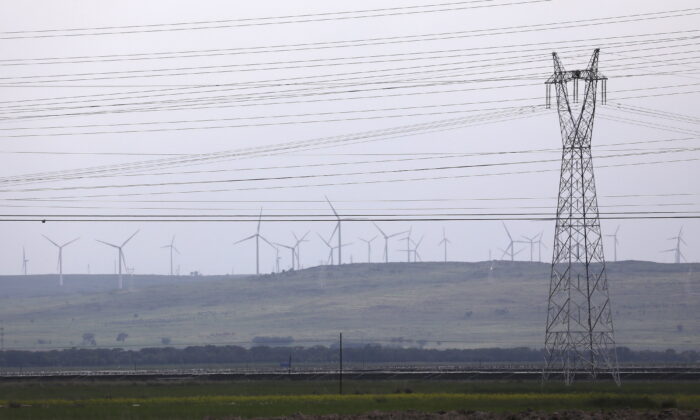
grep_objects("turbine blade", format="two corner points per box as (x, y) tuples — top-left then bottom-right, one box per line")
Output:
(96, 239), (119, 248)
(325, 195), (339, 218)
(42, 235), (59, 247)
(259, 235), (276, 250)
(502, 222), (512, 240)
(330, 222), (339, 240)
(373, 222), (387, 238)
(63, 237), (80, 247)
(233, 235), (256, 245)
(257, 207), (263, 234)
(121, 230), (140, 247)
(316, 233), (332, 248)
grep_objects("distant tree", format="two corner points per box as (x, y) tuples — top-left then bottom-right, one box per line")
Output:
(81, 333), (96, 346)
(676, 324), (684, 332)
(161, 337), (171, 345)
(252, 336), (294, 346)
(116, 332), (128, 342)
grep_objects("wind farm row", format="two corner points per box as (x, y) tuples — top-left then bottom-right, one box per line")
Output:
(20, 198), (690, 287)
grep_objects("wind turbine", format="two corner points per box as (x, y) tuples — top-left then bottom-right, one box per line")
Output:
(662, 227), (687, 264)
(519, 233), (543, 262)
(274, 241), (297, 270)
(412, 235), (425, 262)
(401, 226), (413, 262)
(605, 225), (620, 262)
(359, 236), (377, 263)
(326, 196), (342, 265)
(21, 247), (29, 275)
(373, 222), (406, 263)
(234, 208), (275, 275)
(292, 231), (310, 269)
(161, 235), (179, 276)
(499, 223), (522, 261)
(42, 235), (80, 286)
(96, 230), (139, 290)
(318, 232), (336, 265)
(535, 231), (547, 262)
(438, 227), (450, 263)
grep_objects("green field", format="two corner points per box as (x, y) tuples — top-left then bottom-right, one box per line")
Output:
(0, 380), (698, 419)
(0, 261), (698, 351)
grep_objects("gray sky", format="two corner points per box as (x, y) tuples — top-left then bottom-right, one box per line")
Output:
(0, 0), (697, 275)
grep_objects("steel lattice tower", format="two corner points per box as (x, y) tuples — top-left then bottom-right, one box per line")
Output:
(543, 49), (620, 385)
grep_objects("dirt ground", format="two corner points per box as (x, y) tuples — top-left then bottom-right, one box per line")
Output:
(217, 409), (700, 420)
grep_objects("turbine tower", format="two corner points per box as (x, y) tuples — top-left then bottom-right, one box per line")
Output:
(543, 49), (620, 385)
(96, 230), (139, 290)
(326, 197), (342, 265)
(234, 208), (274, 275)
(42, 235), (79, 286)
(292, 231), (310, 269)
(401, 227), (413, 262)
(318, 233), (336, 265)
(521, 233), (546, 262)
(438, 227), (450, 263)
(22, 246), (29, 275)
(161, 235), (179, 276)
(662, 227), (686, 263)
(359, 236), (377, 263)
(605, 226), (620, 262)
(373, 223), (405, 263)
(412, 235), (425, 262)
(274, 241), (296, 270)
(499, 223), (521, 261)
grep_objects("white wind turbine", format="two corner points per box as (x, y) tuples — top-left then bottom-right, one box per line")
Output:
(520, 232), (547, 262)
(662, 227), (687, 264)
(22, 246), (29, 275)
(605, 225), (620, 262)
(42, 235), (79, 286)
(325, 196), (343, 265)
(161, 235), (180, 276)
(234, 209), (274, 275)
(274, 240), (296, 270)
(96, 230), (139, 290)
(318, 232), (336, 265)
(373, 222), (406, 263)
(292, 231), (310, 269)
(499, 223), (522, 261)
(401, 226), (413, 262)
(359, 236), (377, 263)
(411, 235), (425, 262)
(438, 227), (450, 263)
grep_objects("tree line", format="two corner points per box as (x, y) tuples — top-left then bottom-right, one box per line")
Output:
(0, 345), (696, 368)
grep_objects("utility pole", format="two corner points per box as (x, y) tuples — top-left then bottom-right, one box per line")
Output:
(543, 49), (620, 385)
(339, 332), (343, 395)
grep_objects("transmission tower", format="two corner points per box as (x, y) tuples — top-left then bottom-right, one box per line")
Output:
(543, 49), (620, 385)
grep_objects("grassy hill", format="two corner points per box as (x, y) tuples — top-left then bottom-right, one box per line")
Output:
(0, 261), (697, 351)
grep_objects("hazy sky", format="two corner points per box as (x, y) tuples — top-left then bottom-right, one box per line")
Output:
(0, 0), (697, 275)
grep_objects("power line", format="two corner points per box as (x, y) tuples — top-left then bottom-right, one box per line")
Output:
(3, 41), (698, 88)
(2, 215), (698, 223)
(1, 39), (696, 122)
(2, 148), (697, 193)
(5, 156), (697, 201)
(0, 0), (549, 39)
(2, 29), (696, 67)
(5, 191), (695, 204)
